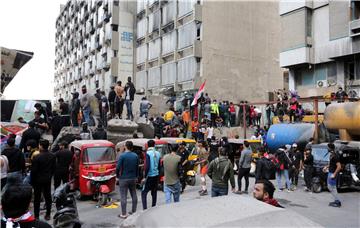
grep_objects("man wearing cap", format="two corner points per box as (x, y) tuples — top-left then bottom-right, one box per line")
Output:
(289, 143), (303, 189)
(108, 85), (116, 119)
(70, 91), (81, 127)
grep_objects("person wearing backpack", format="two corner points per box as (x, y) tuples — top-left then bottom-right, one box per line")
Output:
(141, 140), (161, 210)
(207, 147), (235, 197)
(255, 150), (275, 181)
(275, 146), (292, 192)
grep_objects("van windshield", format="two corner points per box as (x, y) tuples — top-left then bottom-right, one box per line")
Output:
(83, 147), (116, 164)
(155, 144), (169, 157)
(312, 148), (330, 162)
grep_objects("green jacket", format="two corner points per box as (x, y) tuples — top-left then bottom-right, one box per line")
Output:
(207, 156), (235, 189)
(210, 103), (219, 115)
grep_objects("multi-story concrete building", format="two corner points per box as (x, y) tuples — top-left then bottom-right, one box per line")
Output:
(280, 0), (360, 98)
(135, 0), (282, 107)
(54, 0), (136, 101)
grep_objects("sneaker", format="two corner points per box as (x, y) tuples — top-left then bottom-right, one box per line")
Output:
(118, 214), (128, 219)
(243, 190), (248, 194)
(287, 189), (293, 192)
(278, 189), (283, 192)
(234, 191), (242, 195)
(199, 190), (208, 196)
(44, 215), (51, 221)
(304, 187), (310, 192)
(329, 201), (341, 208)
(198, 190), (203, 193)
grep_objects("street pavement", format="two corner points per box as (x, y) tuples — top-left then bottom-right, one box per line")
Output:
(43, 176), (359, 228)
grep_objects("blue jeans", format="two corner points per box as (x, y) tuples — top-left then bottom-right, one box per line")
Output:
(125, 100), (133, 120)
(164, 181), (181, 204)
(327, 172), (340, 202)
(211, 185), (228, 197)
(140, 110), (149, 118)
(82, 106), (91, 125)
(276, 169), (291, 190)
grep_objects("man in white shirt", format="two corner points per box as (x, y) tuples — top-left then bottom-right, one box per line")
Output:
(206, 126), (214, 141)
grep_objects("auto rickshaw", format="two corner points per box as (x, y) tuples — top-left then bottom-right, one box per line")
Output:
(115, 138), (169, 188)
(69, 140), (116, 206)
(160, 138), (198, 161)
(227, 138), (262, 174)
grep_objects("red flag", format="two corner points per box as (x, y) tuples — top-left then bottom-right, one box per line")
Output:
(191, 80), (206, 106)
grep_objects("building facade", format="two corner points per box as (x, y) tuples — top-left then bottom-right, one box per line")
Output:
(54, 0), (136, 101)
(280, 0), (360, 98)
(135, 0), (282, 106)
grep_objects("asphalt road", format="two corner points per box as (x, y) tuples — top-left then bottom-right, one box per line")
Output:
(42, 176), (360, 228)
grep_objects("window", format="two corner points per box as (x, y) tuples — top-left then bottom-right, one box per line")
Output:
(196, 23), (201, 41)
(113, 50), (117, 57)
(113, 76), (117, 83)
(83, 147), (116, 163)
(345, 62), (355, 80)
(95, 80), (99, 88)
(352, 0), (360, 20)
(306, 8), (312, 37)
(112, 24), (118, 31)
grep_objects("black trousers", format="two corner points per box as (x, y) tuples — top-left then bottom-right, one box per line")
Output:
(141, 176), (158, 210)
(289, 167), (299, 186)
(71, 112), (79, 127)
(211, 113), (217, 127)
(54, 170), (69, 190)
(238, 168), (251, 191)
(304, 167), (313, 189)
(33, 182), (52, 218)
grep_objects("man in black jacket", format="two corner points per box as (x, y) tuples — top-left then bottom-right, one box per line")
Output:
(70, 91), (81, 127)
(50, 111), (63, 142)
(124, 77), (136, 121)
(92, 124), (107, 140)
(2, 138), (26, 176)
(20, 121), (41, 152)
(108, 86), (116, 119)
(54, 141), (73, 190)
(31, 139), (56, 220)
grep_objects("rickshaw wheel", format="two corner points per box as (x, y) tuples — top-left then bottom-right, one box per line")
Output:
(99, 193), (108, 206)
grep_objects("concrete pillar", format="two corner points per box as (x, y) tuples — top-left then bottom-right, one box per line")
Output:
(288, 69), (296, 91)
(336, 61), (345, 88)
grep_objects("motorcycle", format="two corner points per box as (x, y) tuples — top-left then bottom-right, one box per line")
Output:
(53, 183), (81, 228)
(82, 174), (116, 207)
(181, 159), (197, 192)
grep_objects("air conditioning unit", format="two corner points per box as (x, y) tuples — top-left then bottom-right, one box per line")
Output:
(316, 80), (328, 88)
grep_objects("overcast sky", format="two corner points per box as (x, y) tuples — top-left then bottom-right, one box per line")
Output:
(1, 0), (67, 100)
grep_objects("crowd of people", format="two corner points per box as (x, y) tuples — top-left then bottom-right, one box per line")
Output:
(0, 85), (350, 226)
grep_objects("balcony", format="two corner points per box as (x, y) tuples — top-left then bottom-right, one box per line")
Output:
(350, 19), (360, 37)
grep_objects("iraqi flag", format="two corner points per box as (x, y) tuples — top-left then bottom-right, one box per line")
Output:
(191, 80), (206, 106)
